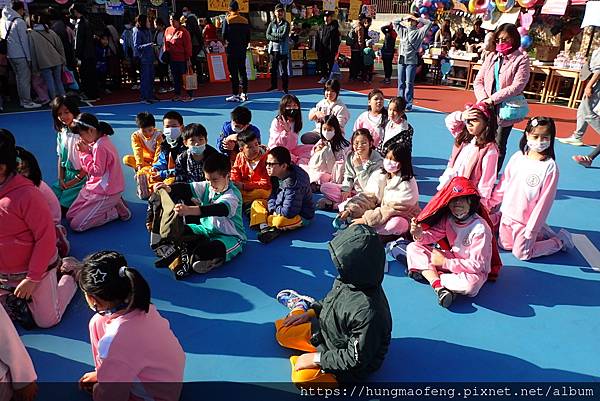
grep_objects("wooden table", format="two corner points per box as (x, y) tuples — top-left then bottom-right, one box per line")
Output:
(543, 67), (581, 108)
(523, 65), (552, 102)
(467, 62), (482, 90)
(445, 59), (472, 88)
(422, 56), (441, 85)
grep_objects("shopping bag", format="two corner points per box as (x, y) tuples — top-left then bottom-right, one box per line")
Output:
(182, 68), (198, 91)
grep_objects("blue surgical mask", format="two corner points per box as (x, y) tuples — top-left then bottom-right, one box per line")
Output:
(190, 144), (206, 155)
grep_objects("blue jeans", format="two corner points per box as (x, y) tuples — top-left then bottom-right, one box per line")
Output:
(140, 62), (155, 100)
(40, 65), (65, 99)
(397, 63), (417, 108)
(169, 61), (192, 96)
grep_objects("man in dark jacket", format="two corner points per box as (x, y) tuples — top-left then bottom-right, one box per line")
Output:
(316, 11), (340, 84)
(275, 224), (392, 384)
(249, 146), (314, 244)
(266, 4), (291, 93)
(69, 4), (98, 101)
(222, 0), (250, 103)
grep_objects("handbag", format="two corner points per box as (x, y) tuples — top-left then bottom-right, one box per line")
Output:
(0, 284), (37, 330)
(494, 59), (529, 121)
(0, 19), (16, 55)
(182, 67), (198, 91)
(61, 67), (74, 84)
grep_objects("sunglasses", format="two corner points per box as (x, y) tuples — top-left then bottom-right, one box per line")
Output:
(265, 162), (282, 167)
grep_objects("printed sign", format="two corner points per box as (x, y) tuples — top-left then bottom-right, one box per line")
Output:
(208, 0), (249, 13)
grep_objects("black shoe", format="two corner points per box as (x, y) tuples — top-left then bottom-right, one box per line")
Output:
(258, 226), (282, 244)
(436, 288), (455, 308)
(407, 269), (427, 283)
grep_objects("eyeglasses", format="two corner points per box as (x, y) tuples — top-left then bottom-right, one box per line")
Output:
(265, 162), (282, 167)
(495, 37), (511, 43)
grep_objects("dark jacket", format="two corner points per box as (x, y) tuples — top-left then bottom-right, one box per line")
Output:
(153, 139), (187, 179)
(74, 16), (95, 60)
(381, 24), (397, 56)
(174, 145), (219, 183)
(311, 224), (392, 382)
(216, 121), (262, 155)
(316, 20), (340, 56)
(222, 12), (250, 56)
(268, 164), (314, 220)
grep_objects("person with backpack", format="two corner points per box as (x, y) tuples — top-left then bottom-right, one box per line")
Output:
(1, 2), (41, 109)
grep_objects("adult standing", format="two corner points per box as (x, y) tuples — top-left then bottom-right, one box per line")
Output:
(182, 7), (204, 76)
(1, 2), (40, 109)
(49, 7), (75, 76)
(164, 13), (193, 102)
(380, 22), (397, 84)
(348, 14), (367, 81)
(202, 17), (217, 44)
(223, 1), (250, 102)
(133, 15), (156, 104)
(393, 14), (431, 112)
(473, 23), (531, 170)
(468, 19), (486, 48)
(69, 4), (99, 102)
(316, 10), (340, 84)
(266, 4), (290, 94)
(28, 13), (66, 100)
(435, 18), (452, 50)
(102, 15), (122, 90)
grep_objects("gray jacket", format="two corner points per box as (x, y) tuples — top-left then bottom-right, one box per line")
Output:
(1, 7), (30, 61)
(393, 18), (431, 65)
(29, 27), (66, 72)
(341, 150), (383, 193)
(266, 19), (290, 55)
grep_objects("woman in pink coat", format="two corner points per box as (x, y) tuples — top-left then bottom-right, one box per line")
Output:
(473, 23), (531, 171)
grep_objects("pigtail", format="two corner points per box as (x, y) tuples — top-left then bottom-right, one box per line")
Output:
(98, 121), (115, 136)
(119, 267), (151, 313)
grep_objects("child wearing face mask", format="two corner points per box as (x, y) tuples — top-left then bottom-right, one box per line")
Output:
(353, 89), (388, 147)
(268, 94), (312, 163)
(489, 117), (573, 261)
(341, 142), (419, 237)
(217, 106), (262, 163)
(174, 123), (218, 183)
(377, 96), (414, 156)
(301, 79), (351, 145)
(439, 103), (499, 210)
(67, 113), (129, 232)
(407, 176), (500, 308)
(151, 111), (186, 184)
(299, 114), (350, 191)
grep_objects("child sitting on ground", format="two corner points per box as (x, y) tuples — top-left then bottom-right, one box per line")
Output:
(302, 79), (350, 145)
(216, 106), (261, 163)
(150, 153), (246, 279)
(151, 111), (186, 184)
(353, 89), (387, 147)
(250, 146), (314, 244)
(78, 251), (184, 400)
(377, 96), (414, 155)
(175, 123), (219, 183)
(274, 224), (392, 386)
(406, 176), (501, 308)
(230, 130), (271, 206)
(268, 94), (312, 164)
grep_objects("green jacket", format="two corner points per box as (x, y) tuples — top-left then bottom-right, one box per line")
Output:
(312, 224), (392, 382)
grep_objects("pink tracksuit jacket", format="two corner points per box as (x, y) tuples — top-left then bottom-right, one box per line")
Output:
(89, 305), (185, 401)
(268, 116), (311, 163)
(353, 111), (385, 147)
(80, 136), (125, 196)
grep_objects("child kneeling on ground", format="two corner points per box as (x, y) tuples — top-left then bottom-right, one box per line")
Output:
(406, 176), (502, 308)
(149, 153), (246, 279)
(250, 146), (314, 244)
(274, 224), (392, 386)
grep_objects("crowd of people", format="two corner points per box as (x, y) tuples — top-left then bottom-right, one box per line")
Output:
(0, 10), (599, 401)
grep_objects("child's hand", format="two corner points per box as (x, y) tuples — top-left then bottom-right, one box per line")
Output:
(78, 371), (98, 393)
(351, 217), (367, 226)
(431, 249), (446, 267)
(352, 152), (363, 167)
(174, 204), (199, 217)
(282, 312), (311, 327)
(154, 182), (170, 192)
(294, 353), (319, 371)
(150, 168), (161, 180)
(313, 110), (326, 121)
(14, 278), (38, 300)
(461, 108), (480, 121)
(76, 140), (91, 154)
(338, 210), (350, 220)
(410, 218), (423, 240)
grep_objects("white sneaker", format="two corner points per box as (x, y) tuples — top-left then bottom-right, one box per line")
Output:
(131, 84), (140, 90)
(225, 94), (241, 102)
(558, 135), (584, 146)
(318, 78), (327, 84)
(240, 93), (248, 102)
(556, 229), (574, 251)
(23, 101), (42, 109)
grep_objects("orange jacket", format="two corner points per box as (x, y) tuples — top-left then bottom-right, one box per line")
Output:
(230, 146), (271, 191)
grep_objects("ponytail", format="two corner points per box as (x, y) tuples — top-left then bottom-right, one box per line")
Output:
(98, 121), (115, 136)
(119, 266), (151, 313)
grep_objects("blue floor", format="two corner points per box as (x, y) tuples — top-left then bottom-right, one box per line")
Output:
(2, 88), (600, 388)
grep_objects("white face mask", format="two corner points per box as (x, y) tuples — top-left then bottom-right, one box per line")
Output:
(183, 11), (190, 17)
(232, 124), (245, 133)
(323, 130), (335, 141)
(164, 127), (181, 145)
(527, 140), (550, 153)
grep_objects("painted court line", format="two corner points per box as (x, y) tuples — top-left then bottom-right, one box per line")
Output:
(572, 234), (600, 272)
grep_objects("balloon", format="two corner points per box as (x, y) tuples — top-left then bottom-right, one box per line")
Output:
(441, 60), (452, 75)
(496, 0), (514, 12)
(517, 26), (528, 36)
(468, 0), (489, 14)
(419, 6), (429, 14)
(520, 35), (532, 49)
(431, 25), (439, 33)
(520, 9), (535, 29)
(517, 0), (536, 7)
(421, 13), (429, 18)
(423, 0), (432, 6)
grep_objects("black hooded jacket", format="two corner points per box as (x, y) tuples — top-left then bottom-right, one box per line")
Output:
(316, 20), (341, 55)
(311, 224), (392, 382)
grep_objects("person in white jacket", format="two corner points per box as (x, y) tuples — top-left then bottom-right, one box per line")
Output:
(301, 79), (350, 144)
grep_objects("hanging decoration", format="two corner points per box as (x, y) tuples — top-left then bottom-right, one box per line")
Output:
(496, 0), (515, 12)
(150, 0), (163, 6)
(55, 0), (69, 5)
(468, 0), (489, 14)
(122, 0), (136, 5)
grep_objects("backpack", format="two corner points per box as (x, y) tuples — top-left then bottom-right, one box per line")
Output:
(345, 28), (356, 47)
(0, 19), (17, 55)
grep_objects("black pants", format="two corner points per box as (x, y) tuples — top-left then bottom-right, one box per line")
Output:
(227, 52), (247, 95)
(80, 58), (98, 98)
(318, 52), (335, 79)
(350, 50), (363, 80)
(382, 53), (394, 80)
(270, 51), (288, 91)
(496, 124), (513, 172)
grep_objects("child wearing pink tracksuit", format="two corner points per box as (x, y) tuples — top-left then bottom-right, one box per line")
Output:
(0, 306), (37, 401)
(78, 251), (185, 401)
(352, 88), (387, 147)
(489, 117), (573, 261)
(67, 113), (130, 232)
(439, 103), (499, 210)
(377, 96), (414, 156)
(268, 94), (312, 164)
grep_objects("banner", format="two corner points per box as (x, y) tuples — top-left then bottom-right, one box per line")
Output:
(540, 0), (568, 15)
(208, 0), (249, 13)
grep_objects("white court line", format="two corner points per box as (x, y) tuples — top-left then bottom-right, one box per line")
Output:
(572, 234), (600, 272)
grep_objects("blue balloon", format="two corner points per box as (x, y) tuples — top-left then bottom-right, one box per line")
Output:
(431, 25), (439, 33)
(520, 35), (532, 49)
(419, 6), (429, 14)
(441, 60), (452, 75)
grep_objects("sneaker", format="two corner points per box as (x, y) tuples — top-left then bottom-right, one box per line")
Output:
(171, 96), (181, 102)
(436, 288), (455, 308)
(226, 94), (241, 102)
(407, 269), (427, 283)
(318, 78), (327, 84)
(558, 135), (585, 146)
(315, 198), (334, 211)
(258, 226), (282, 244)
(405, 106), (413, 112)
(283, 89), (289, 94)
(181, 96), (193, 102)
(276, 289), (315, 312)
(192, 257), (224, 274)
(152, 242), (179, 268)
(240, 93), (248, 102)
(56, 224), (70, 257)
(332, 216), (351, 230)
(115, 198), (132, 221)
(23, 101), (42, 109)
(572, 155), (592, 167)
(557, 229), (574, 251)
(131, 84), (140, 90)
(158, 87), (169, 94)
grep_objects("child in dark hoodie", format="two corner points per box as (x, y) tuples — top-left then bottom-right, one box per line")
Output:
(274, 224), (392, 386)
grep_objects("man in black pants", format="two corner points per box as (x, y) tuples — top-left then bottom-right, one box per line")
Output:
(223, 1), (250, 102)
(316, 11), (340, 84)
(69, 4), (98, 102)
(266, 4), (290, 93)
